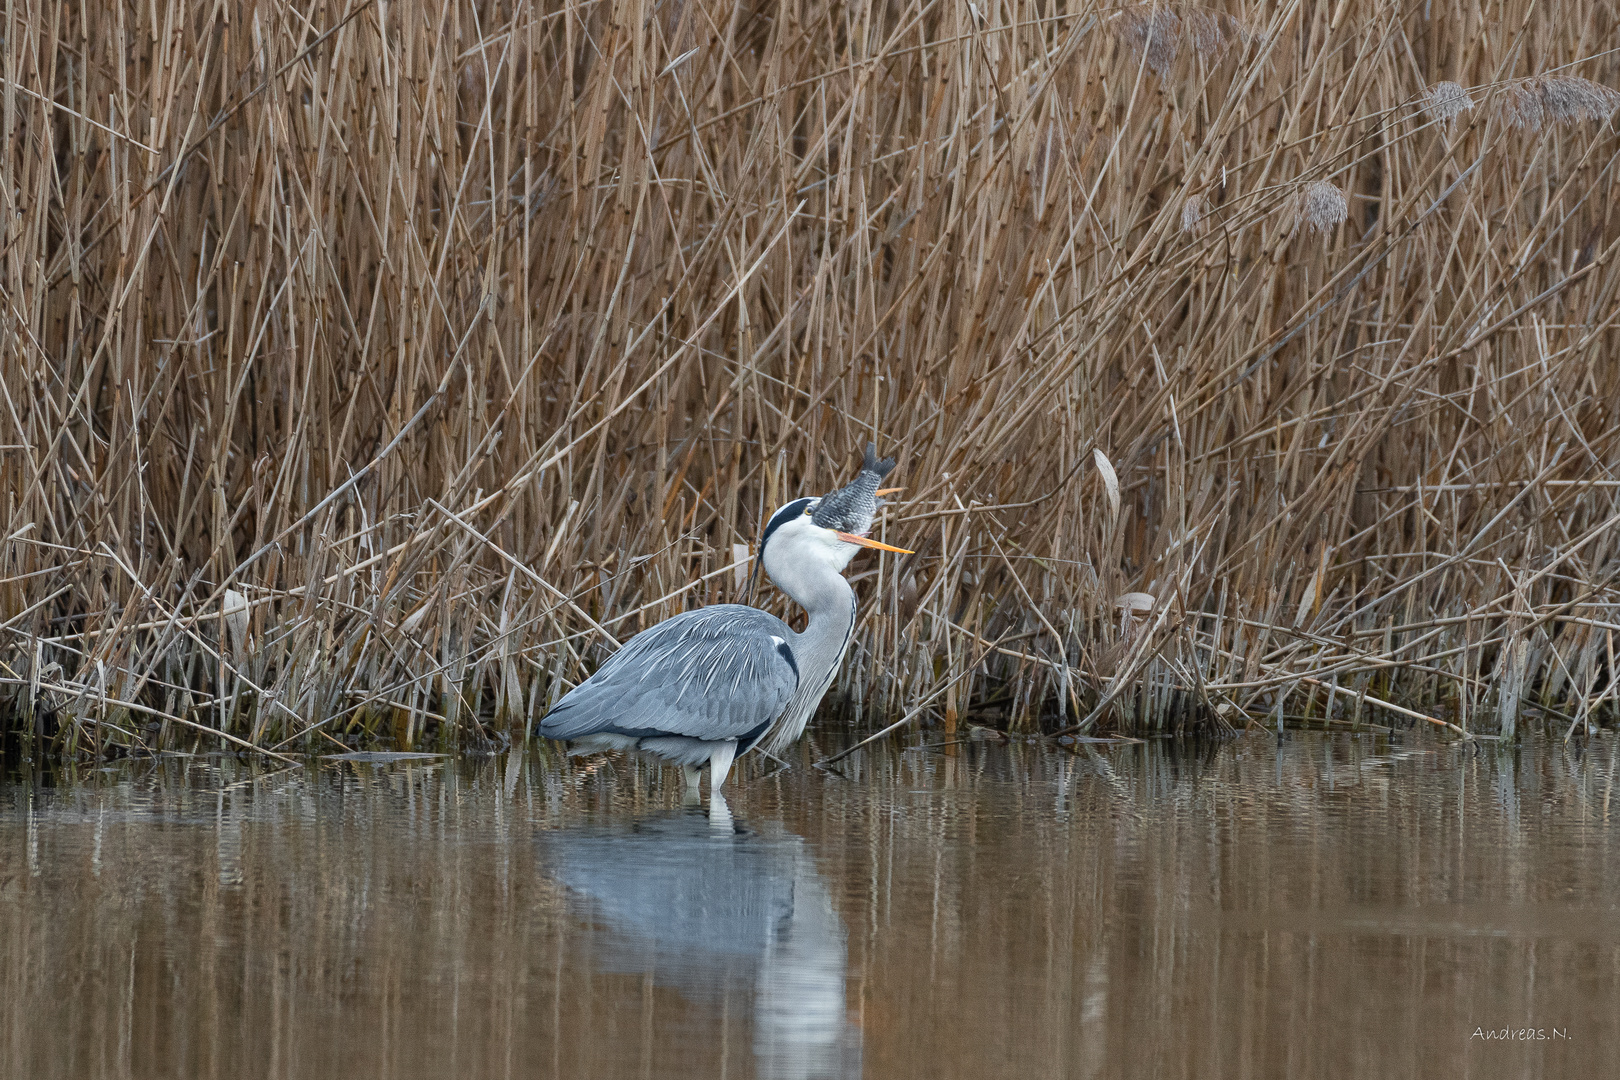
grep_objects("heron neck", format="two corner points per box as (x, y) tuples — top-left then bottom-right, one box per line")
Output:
(765, 561), (857, 753)
(789, 572), (857, 676)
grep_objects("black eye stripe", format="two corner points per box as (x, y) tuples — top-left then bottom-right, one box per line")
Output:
(761, 497), (815, 551)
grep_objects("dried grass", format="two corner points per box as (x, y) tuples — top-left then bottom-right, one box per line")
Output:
(1, 0), (1618, 760)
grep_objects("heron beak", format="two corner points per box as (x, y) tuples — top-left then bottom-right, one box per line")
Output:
(836, 532), (914, 554)
(874, 487), (903, 496)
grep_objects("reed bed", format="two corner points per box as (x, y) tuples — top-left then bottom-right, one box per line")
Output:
(1, 0), (1618, 759)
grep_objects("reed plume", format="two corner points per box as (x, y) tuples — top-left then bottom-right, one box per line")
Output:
(1499, 76), (1620, 129)
(1422, 81), (1474, 123)
(1180, 194), (1206, 235)
(1297, 181), (1349, 235)
(1117, 3), (1248, 75)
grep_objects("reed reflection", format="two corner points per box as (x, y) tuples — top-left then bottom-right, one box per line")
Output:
(543, 796), (860, 1080)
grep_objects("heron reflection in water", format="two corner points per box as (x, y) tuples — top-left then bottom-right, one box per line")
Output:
(537, 444), (910, 793)
(544, 802), (860, 1079)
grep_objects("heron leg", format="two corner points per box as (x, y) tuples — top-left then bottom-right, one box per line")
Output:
(707, 740), (737, 791)
(682, 765), (701, 794)
(707, 790), (733, 832)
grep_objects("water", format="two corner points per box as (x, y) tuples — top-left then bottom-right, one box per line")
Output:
(3, 731), (1618, 1079)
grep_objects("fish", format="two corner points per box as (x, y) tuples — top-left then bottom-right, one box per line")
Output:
(811, 442), (896, 536)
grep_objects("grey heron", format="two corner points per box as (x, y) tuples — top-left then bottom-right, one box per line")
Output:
(536, 444), (910, 792)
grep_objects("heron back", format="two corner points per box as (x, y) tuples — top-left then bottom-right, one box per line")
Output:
(537, 605), (799, 745)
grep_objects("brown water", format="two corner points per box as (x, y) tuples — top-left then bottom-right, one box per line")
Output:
(2, 731), (1617, 1080)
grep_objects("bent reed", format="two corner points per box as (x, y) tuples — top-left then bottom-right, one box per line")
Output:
(2, 0), (1618, 760)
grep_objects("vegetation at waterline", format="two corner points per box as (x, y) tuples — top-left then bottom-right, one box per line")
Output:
(1, 0), (1618, 761)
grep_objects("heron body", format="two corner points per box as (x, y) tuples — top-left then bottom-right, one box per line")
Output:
(536, 445), (906, 791)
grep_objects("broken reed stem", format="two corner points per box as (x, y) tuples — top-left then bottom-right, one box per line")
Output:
(2, 0), (1619, 759)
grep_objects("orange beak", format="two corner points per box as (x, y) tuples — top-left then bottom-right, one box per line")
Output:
(875, 487), (904, 496)
(836, 532), (914, 554)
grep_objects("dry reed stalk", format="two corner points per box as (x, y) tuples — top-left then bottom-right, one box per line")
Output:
(1, 0), (1618, 760)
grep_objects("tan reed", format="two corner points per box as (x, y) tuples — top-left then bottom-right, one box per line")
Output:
(1, 0), (1617, 760)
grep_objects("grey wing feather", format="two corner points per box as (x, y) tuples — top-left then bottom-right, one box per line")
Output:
(538, 605), (799, 744)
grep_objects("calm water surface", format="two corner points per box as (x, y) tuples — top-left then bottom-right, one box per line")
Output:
(3, 732), (1618, 1079)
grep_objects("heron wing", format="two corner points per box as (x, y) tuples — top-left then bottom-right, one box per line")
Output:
(538, 605), (799, 744)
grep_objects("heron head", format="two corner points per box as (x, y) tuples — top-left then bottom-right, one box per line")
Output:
(754, 498), (911, 601)
(755, 449), (912, 594)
